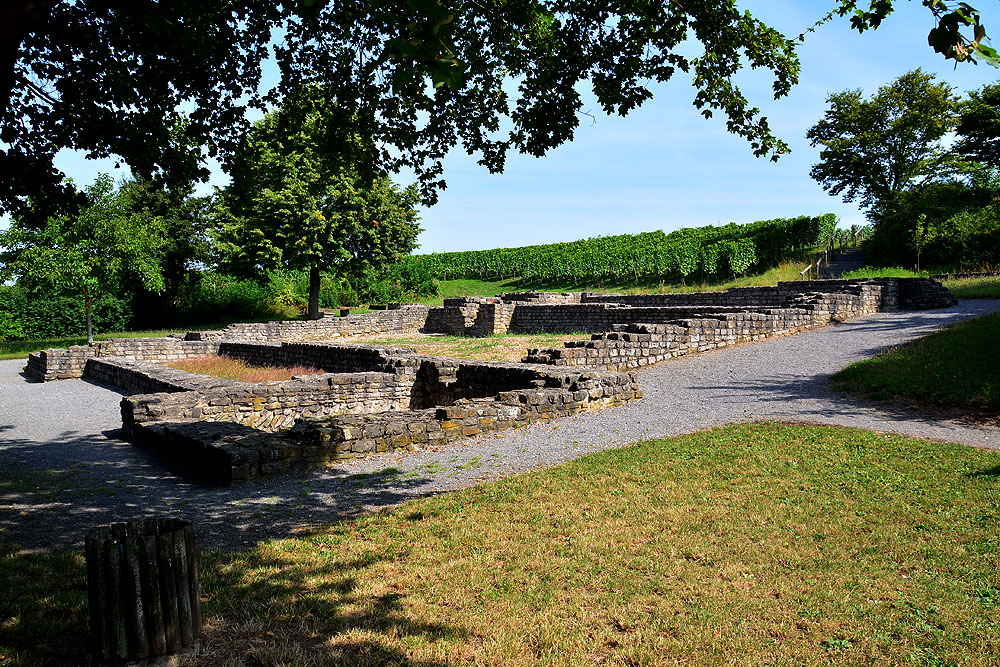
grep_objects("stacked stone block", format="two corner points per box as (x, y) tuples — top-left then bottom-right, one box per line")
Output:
(25, 339), (221, 382)
(185, 305), (430, 342)
(125, 367), (640, 485)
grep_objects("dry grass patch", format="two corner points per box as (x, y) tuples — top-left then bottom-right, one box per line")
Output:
(167, 355), (325, 383)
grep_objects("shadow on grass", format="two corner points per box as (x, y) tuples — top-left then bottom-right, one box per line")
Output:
(199, 548), (464, 666)
(0, 540), (463, 666)
(967, 465), (1000, 478)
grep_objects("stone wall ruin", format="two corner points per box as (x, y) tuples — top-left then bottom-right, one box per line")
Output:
(21, 277), (955, 485)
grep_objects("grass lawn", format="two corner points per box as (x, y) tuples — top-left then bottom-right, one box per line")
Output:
(833, 312), (1000, 415)
(943, 276), (1000, 299)
(2, 422), (998, 666)
(359, 332), (585, 363)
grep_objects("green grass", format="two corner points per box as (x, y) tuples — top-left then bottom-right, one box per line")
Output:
(833, 312), (1000, 414)
(840, 266), (923, 279)
(943, 276), (1000, 299)
(3, 422), (999, 665)
(364, 331), (584, 363)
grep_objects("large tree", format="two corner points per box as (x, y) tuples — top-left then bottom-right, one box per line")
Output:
(955, 82), (1000, 169)
(3, 1), (995, 219)
(215, 89), (421, 319)
(805, 69), (962, 220)
(0, 174), (165, 342)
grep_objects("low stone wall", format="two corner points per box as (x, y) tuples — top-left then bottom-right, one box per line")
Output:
(122, 367), (422, 434)
(25, 338), (221, 382)
(26, 279), (952, 381)
(185, 305), (430, 342)
(424, 278), (951, 338)
(126, 369), (640, 484)
(508, 304), (751, 334)
(524, 298), (865, 370)
(85, 358), (240, 395)
(217, 341), (416, 373)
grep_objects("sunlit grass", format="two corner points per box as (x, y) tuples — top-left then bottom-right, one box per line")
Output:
(3, 423), (999, 665)
(834, 312), (1000, 415)
(361, 332), (584, 363)
(943, 275), (1000, 299)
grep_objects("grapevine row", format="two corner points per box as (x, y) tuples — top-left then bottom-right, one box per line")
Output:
(407, 214), (838, 284)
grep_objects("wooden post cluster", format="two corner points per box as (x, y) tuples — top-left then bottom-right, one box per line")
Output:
(85, 519), (200, 663)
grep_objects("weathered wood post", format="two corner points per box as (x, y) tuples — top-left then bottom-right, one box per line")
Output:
(85, 519), (200, 663)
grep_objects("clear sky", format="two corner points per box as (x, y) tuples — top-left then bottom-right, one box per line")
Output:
(42, 1), (1000, 254)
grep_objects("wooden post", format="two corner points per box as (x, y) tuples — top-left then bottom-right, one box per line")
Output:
(85, 519), (200, 664)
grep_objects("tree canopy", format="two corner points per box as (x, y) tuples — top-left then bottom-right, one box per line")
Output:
(0, 175), (165, 341)
(214, 89), (421, 319)
(3, 1), (995, 219)
(806, 69), (962, 219)
(955, 82), (1000, 169)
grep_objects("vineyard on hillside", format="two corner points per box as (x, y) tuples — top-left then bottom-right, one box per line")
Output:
(403, 214), (842, 285)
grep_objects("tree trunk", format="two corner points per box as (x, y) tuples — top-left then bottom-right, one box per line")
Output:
(85, 294), (94, 343)
(308, 265), (321, 320)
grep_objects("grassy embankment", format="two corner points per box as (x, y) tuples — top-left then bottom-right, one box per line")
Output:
(2, 422), (999, 665)
(833, 311), (1000, 415)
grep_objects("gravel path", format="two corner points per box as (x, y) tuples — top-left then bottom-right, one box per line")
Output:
(2, 300), (999, 553)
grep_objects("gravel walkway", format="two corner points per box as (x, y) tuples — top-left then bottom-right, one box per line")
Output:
(2, 299), (999, 553)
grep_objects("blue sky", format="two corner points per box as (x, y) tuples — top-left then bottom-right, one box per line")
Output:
(43, 1), (1000, 253)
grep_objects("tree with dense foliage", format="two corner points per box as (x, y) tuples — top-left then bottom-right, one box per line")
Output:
(955, 82), (1000, 169)
(215, 89), (421, 319)
(119, 179), (214, 311)
(3, 1), (994, 219)
(0, 175), (165, 342)
(806, 69), (962, 220)
(864, 169), (1000, 268)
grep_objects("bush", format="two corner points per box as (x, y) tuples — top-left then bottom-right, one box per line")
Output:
(0, 285), (133, 340)
(174, 272), (275, 321)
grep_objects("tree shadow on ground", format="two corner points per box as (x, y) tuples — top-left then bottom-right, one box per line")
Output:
(0, 537), (465, 666)
(0, 424), (446, 554)
(687, 367), (998, 436)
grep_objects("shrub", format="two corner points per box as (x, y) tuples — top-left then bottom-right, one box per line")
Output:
(0, 285), (132, 340)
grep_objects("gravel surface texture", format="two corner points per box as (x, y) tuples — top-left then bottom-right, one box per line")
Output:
(2, 299), (998, 553)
